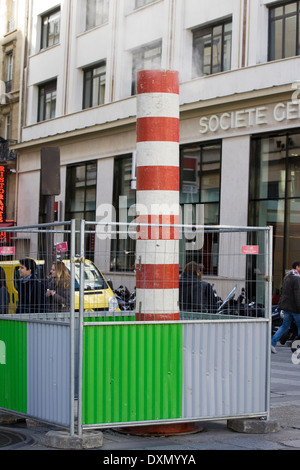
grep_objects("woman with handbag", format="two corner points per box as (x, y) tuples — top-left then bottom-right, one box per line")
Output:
(46, 260), (71, 312)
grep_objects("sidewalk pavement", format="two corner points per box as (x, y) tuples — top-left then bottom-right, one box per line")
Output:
(1, 344), (300, 455)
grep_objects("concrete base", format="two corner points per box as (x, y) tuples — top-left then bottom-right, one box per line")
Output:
(227, 418), (280, 434)
(45, 430), (103, 450)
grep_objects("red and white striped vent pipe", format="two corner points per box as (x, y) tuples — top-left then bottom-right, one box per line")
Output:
(135, 69), (180, 321)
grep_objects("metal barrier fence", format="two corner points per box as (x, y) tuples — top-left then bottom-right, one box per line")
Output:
(0, 221), (77, 433)
(0, 220), (272, 437)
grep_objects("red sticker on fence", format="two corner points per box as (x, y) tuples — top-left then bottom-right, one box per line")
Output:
(241, 245), (259, 254)
(55, 242), (68, 252)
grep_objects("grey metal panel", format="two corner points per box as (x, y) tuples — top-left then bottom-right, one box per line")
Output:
(182, 320), (269, 419)
(27, 322), (71, 426)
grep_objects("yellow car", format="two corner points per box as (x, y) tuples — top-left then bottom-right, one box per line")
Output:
(0, 259), (119, 315)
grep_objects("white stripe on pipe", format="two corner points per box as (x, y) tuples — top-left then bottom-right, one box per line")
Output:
(135, 240), (179, 265)
(136, 191), (180, 213)
(136, 141), (179, 167)
(136, 288), (179, 313)
(137, 93), (179, 119)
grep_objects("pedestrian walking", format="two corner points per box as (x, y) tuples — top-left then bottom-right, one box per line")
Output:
(16, 258), (46, 313)
(46, 260), (70, 312)
(271, 260), (300, 353)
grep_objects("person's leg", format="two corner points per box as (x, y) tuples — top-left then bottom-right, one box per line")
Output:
(291, 313), (300, 336)
(271, 312), (292, 347)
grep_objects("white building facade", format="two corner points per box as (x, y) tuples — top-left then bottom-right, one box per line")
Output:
(11, 0), (300, 297)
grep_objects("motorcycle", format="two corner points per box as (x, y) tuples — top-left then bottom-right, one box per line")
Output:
(114, 285), (136, 311)
(271, 307), (283, 336)
(216, 285), (265, 317)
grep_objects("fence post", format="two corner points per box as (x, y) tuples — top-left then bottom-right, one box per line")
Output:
(77, 219), (85, 437)
(69, 219), (76, 436)
(265, 225), (273, 418)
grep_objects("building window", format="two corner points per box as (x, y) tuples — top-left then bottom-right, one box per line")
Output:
(135, 0), (155, 8)
(131, 41), (162, 95)
(180, 142), (221, 275)
(65, 162), (97, 221)
(249, 131), (300, 299)
(110, 155), (136, 272)
(65, 162), (97, 260)
(83, 62), (106, 109)
(5, 52), (13, 93)
(4, 115), (10, 140)
(85, 0), (109, 30)
(7, 0), (16, 32)
(192, 20), (232, 77)
(38, 80), (57, 122)
(41, 9), (60, 49)
(269, 1), (300, 61)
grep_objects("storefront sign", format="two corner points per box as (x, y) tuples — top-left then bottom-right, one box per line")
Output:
(0, 166), (7, 223)
(0, 246), (15, 255)
(199, 101), (300, 134)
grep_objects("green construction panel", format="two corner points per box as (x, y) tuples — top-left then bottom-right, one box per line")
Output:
(82, 323), (183, 425)
(84, 315), (135, 323)
(0, 320), (27, 413)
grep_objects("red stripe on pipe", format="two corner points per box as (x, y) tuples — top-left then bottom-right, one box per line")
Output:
(136, 264), (179, 289)
(136, 214), (180, 240)
(135, 312), (180, 321)
(136, 166), (179, 191)
(136, 117), (179, 143)
(137, 70), (179, 95)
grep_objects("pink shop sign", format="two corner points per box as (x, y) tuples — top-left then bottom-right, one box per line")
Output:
(241, 245), (259, 255)
(0, 246), (15, 255)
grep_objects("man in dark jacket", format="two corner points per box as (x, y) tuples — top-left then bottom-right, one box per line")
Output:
(16, 258), (47, 314)
(271, 260), (300, 353)
(179, 261), (217, 314)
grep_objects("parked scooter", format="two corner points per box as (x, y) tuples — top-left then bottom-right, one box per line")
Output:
(216, 285), (238, 314)
(280, 322), (299, 348)
(216, 285), (265, 317)
(271, 307), (283, 336)
(114, 285), (136, 311)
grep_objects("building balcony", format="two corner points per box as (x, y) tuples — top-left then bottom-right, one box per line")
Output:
(0, 139), (17, 162)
